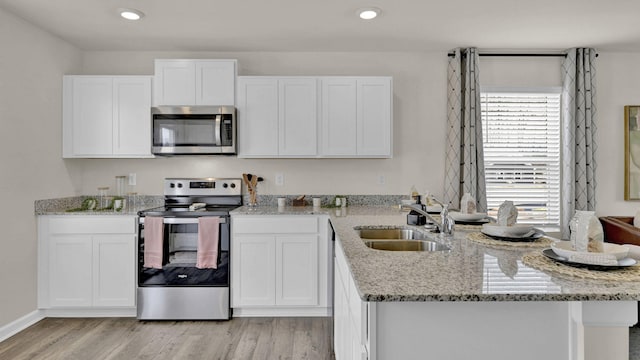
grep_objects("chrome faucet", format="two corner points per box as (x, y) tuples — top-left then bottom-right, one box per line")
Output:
(401, 203), (454, 235)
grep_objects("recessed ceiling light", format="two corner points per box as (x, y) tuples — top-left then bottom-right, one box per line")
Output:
(357, 7), (380, 20)
(118, 8), (145, 21)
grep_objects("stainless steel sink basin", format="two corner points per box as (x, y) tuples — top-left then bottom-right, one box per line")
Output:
(358, 228), (425, 240)
(357, 228), (449, 252)
(364, 240), (449, 252)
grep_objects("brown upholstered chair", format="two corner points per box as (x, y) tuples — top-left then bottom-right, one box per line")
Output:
(599, 216), (640, 247)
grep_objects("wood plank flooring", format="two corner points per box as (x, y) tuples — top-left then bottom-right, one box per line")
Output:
(0, 317), (333, 360)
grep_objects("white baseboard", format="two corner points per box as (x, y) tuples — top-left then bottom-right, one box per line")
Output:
(0, 310), (45, 342)
(43, 308), (136, 318)
(233, 307), (331, 317)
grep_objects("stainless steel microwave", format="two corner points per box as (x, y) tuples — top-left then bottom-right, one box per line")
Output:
(151, 106), (236, 155)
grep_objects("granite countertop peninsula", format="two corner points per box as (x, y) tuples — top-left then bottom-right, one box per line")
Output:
(321, 206), (640, 302)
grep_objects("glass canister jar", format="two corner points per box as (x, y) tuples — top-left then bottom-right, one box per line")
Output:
(126, 192), (138, 213)
(115, 176), (127, 196)
(97, 187), (110, 209)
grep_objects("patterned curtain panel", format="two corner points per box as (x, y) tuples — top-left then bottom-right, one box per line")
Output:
(561, 48), (598, 239)
(444, 48), (487, 212)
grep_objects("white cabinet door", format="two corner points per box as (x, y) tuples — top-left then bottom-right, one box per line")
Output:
(153, 60), (196, 106)
(334, 253), (349, 360)
(63, 76), (152, 158)
(70, 77), (113, 156)
(237, 77), (279, 156)
(321, 78), (358, 156)
(113, 77), (152, 156)
(93, 235), (136, 307)
(275, 235), (318, 306)
(357, 78), (392, 157)
(39, 216), (137, 310)
(49, 235), (93, 307)
(238, 77), (318, 158)
(232, 235), (276, 306)
(279, 78), (318, 156)
(196, 60), (236, 105)
(154, 59), (236, 106)
(334, 240), (369, 360)
(238, 76), (390, 158)
(231, 215), (328, 314)
(321, 77), (392, 158)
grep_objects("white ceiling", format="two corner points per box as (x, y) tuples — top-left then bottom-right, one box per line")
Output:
(1, 0), (640, 52)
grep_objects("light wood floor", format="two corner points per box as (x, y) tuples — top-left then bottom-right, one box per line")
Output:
(0, 317), (334, 360)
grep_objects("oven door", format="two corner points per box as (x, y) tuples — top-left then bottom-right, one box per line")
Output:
(138, 216), (230, 287)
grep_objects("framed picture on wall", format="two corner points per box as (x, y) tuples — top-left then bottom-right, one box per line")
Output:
(625, 105), (640, 200)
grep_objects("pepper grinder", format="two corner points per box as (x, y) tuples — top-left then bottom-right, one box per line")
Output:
(407, 195), (427, 225)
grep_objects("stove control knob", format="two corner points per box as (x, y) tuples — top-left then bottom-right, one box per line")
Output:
(170, 183), (175, 188)
(177, 183), (183, 188)
(223, 183), (228, 188)
(230, 183), (236, 188)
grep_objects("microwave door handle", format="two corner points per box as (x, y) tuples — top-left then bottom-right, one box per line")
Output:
(214, 114), (222, 146)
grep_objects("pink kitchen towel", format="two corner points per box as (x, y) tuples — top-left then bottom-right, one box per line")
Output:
(143, 217), (164, 269)
(197, 216), (220, 269)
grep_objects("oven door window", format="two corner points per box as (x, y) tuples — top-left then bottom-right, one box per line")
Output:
(139, 222), (229, 287)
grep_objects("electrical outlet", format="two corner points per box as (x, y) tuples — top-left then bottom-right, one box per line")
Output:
(377, 175), (386, 185)
(275, 173), (284, 186)
(128, 173), (137, 186)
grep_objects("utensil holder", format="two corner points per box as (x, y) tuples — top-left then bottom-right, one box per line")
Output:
(292, 199), (307, 207)
(248, 188), (258, 207)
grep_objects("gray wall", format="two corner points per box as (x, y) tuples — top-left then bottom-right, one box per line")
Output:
(0, 8), (82, 326)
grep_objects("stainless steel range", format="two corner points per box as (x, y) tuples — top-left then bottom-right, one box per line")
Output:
(137, 178), (242, 320)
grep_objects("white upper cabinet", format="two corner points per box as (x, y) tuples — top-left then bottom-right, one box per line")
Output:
(114, 78), (152, 156)
(237, 77), (279, 156)
(321, 77), (393, 158)
(237, 77), (318, 158)
(238, 76), (392, 158)
(63, 75), (152, 158)
(279, 78), (318, 156)
(321, 78), (358, 156)
(153, 59), (237, 106)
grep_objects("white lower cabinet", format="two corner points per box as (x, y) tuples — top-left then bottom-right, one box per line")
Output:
(38, 216), (136, 314)
(231, 215), (329, 316)
(334, 238), (370, 360)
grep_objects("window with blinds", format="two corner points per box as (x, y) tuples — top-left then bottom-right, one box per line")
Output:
(480, 89), (561, 226)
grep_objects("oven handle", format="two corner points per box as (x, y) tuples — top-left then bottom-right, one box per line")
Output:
(139, 217), (227, 225)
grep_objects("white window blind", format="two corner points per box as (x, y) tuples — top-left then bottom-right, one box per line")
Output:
(481, 90), (561, 226)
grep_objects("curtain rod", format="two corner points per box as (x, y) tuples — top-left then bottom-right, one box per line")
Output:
(447, 52), (599, 58)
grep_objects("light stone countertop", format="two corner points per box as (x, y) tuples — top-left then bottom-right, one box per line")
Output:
(230, 205), (331, 216)
(236, 205), (640, 302)
(35, 196), (163, 216)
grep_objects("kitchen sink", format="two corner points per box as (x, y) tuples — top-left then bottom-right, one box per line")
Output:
(358, 228), (425, 240)
(364, 240), (449, 252)
(356, 227), (449, 252)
